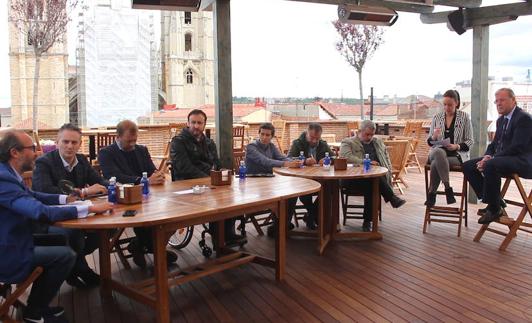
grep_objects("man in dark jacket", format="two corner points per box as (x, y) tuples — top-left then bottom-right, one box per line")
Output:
(287, 123), (334, 229)
(463, 88), (532, 224)
(170, 109), (243, 245)
(98, 120), (175, 268)
(32, 123), (107, 288)
(0, 130), (111, 322)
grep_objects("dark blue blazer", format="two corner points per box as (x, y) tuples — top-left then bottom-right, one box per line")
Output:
(0, 162), (77, 283)
(98, 142), (156, 184)
(32, 149), (107, 194)
(486, 106), (532, 178)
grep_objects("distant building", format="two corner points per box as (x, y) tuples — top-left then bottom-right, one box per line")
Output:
(455, 75), (532, 121)
(76, 0), (157, 127)
(8, 0), (69, 129)
(160, 10), (214, 109)
(0, 108), (12, 127)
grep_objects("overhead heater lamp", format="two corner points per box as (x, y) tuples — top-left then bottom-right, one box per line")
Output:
(337, 4), (399, 26)
(131, 0), (201, 11)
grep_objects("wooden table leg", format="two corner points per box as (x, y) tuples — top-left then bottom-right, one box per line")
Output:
(318, 183), (330, 255)
(98, 229), (112, 299)
(276, 200), (286, 281)
(153, 226), (169, 323)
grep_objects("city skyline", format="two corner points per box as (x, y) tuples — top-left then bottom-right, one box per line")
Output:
(1, 0), (532, 110)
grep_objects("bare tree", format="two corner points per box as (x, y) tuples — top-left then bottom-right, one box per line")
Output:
(9, 0), (77, 132)
(333, 21), (384, 120)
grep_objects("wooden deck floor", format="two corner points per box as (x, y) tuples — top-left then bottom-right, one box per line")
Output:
(24, 172), (532, 322)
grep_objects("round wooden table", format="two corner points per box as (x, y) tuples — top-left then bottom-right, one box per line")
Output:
(56, 176), (320, 323)
(274, 165), (388, 254)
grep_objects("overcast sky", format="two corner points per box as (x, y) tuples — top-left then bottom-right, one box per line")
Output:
(1, 0), (532, 108)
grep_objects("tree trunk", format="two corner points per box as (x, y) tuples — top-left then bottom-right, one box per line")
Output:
(32, 54), (41, 133)
(358, 70), (364, 120)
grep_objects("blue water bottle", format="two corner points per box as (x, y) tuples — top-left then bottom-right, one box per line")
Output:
(141, 171), (149, 199)
(323, 152), (331, 169)
(299, 151), (305, 168)
(239, 160), (247, 180)
(107, 177), (117, 204)
(363, 153), (371, 172)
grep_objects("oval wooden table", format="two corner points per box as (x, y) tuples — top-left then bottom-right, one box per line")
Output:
(274, 165), (388, 254)
(56, 176), (320, 323)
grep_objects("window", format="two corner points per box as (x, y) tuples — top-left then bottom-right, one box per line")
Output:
(184, 12), (191, 24)
(185, 33), (192, 52)
(186, 69), (193, 84)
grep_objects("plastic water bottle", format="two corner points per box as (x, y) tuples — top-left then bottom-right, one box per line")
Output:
(323, 152), (331, 169)
(239, 160), (247, 180)
(107, 177), (117, 204)
(299, 151), (305, 168)
(141, 172), (149, 199)
(363, 153), (371, 173)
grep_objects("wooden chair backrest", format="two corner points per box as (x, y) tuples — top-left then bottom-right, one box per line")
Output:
(346, 121), (359, 137)
(233, 126), (246, 152)
(96, 133), (117, 151)
(403, 121), (424, 139)
(22, 171), (33, 188)
(233, 151), (245, 173)
(384, 140), (410, 173)
(272, 120), (286, 151)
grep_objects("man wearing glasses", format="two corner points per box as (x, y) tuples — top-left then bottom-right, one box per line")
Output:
(0, 130), (111, 323)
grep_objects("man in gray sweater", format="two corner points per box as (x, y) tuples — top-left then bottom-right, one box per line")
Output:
(245, 123), (300, 174)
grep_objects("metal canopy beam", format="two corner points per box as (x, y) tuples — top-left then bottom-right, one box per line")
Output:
(286, 0), (435, 13)
(433, 0), (481, 8)
(420, 2), (532, 27)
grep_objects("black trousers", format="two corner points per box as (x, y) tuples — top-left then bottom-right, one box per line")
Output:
(341, 177), (394, 221)
(463, 156), (526, 211)
(287, 194), (318, 224)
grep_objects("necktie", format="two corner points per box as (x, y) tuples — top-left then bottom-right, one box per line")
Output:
(496, 117), (509, 153)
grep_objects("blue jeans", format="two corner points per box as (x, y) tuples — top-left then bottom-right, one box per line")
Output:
(26, 246), (75, 312)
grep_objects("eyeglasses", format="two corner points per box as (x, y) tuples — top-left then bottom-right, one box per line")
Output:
(19, 145), (37, 152)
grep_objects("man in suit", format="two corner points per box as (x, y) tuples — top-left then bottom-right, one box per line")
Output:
(0, 130), (111, 323)
(98, 120), (176, 268)
(170, 109), (244, 246)
(463, 88), (532, 224)
(32, 123), (108, 288)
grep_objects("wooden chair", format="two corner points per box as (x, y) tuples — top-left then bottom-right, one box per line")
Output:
(423, 164), (468, 236)
(96, 133), (116, 152)
(154, 123), (186, 172)
(272, 120), (286, 153)
(403, 121), (424, 174)
(474, 174), (532, 251)
(341, 186), (382, 226)
(346, 121), (359, 137)
(384, 140), (410, 194)
(405, 138), (422, 173)
(233, 126), (246, 152)
(22, 171), (33, 188)
(0, 267), (43, 323)
(233, 150), (273, 235)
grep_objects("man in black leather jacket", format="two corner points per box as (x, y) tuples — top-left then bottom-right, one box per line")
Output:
(170, 109), (243, 245)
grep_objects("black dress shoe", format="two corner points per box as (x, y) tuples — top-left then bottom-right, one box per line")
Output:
(77, 269), (100, 287)
(445, 187), (456, 204)
(478, 199), (507, 216)
(362, 220), (371, 232)
(166, 250), (178, 264)
(424, 192), (436, 208)
(66, 274), (87, 288)
(478, 208), (502, 224)
(390, 196), (406, 208)
(127, 239), (147, 269)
